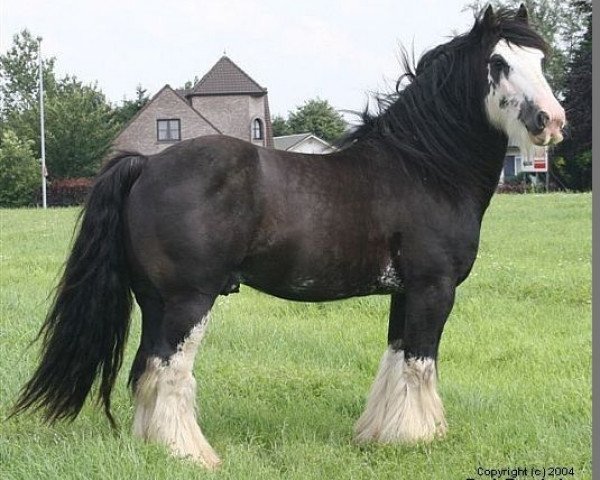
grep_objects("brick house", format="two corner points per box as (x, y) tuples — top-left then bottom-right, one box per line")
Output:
(113, 56), (274, 155)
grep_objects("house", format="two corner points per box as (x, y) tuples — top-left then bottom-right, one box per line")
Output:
(273, 133), (337, 154)
(499, 143), (548, 183)
(113, 56), (274, 155)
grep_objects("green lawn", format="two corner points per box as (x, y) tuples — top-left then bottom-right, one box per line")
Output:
(0, 193), (592, 479)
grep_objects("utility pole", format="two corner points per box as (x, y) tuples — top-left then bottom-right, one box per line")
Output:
(37, 36), (47, 208)
(545, 148), (550, 192)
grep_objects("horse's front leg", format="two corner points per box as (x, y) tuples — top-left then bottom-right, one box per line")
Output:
(355, 277), (454, 443)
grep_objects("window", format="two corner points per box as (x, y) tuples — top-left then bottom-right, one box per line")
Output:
(252, 118), (263, 140)
(503, 156), (516, 178)
(514, 155), (523, 175)
(157, 119), (181, 141)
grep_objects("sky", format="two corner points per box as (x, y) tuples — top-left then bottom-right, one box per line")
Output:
(1, 0), (477, 120)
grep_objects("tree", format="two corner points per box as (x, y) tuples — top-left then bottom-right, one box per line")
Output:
(112, 84), (150, 127)
(463, 0), (591, 94)
(271, 114), (290, 137)
(44, 77), (121, 177)
(181, 76), (200, 91)
(0, 30), (56, 146)
(1, 30), (120, 178)
(552, 0), (592, 190)
(0, 29), (56, 119)
(0, 130), (40, 207)
(285, 98), (347, 143)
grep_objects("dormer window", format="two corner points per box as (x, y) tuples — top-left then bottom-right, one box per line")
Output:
(252, 118), (263, 140)
(157, 119), (181, 142)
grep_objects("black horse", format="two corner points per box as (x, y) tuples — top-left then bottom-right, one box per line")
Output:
(14, 5), (565, 469)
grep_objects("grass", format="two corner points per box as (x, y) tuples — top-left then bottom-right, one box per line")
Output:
(0, 193), (592, 479)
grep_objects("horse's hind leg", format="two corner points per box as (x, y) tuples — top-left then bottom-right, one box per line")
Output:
(355, 280), (453, 443)
(131, 291), (220, 469)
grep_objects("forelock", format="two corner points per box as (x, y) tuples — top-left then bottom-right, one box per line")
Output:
(474, 7), (550, 56)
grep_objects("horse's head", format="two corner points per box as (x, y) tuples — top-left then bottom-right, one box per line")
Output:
(481, 5), (566, 152)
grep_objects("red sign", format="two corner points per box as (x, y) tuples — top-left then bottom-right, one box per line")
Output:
(521, 147), (548, 173)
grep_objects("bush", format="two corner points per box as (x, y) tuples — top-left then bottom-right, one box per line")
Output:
(551, 150), (592, 192)
(496, 182), (528, 194)
(0, 130), (40, 207)
(497, 172), (548, 194)
(44, 177), (93, 206)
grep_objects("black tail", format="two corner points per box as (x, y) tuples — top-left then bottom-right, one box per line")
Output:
(12, 152), (147, 427)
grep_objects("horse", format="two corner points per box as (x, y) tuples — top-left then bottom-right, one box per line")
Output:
(13, 5), (565, 470)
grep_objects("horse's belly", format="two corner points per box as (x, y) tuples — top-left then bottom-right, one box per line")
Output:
(239, 254), (403, 302)
(239, 209), (403, 301)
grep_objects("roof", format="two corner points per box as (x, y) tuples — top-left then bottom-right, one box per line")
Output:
(113, 85), (222, 144)
(273, 133), (335, 151)
(190, 56), (267, 96)
(273, 133), (313, 151)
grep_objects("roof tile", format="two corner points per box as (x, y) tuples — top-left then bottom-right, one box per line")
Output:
(191, 56), (266, 95)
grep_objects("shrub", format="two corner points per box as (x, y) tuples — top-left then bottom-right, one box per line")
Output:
(497, 172), (548, 194)
(44, 177), (93, 206)
(0, 130), (40, 207)
(496, 183), (528, 194)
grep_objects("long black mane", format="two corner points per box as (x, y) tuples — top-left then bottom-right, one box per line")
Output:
(343, 7), (549, 196)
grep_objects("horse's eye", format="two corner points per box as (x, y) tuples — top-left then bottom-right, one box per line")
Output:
(489, 55), (508, 71)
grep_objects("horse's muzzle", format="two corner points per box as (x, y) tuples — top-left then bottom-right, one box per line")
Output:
(520, 98), (566, 146)
(530, 118), (565, 145)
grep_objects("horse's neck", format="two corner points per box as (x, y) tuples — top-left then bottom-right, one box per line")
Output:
(351, 124), (508, 212)
(457, 128), (509, 205)
(381, 88), (508, 202)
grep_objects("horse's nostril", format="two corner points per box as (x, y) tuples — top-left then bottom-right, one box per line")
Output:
(535, 111), (549, 130)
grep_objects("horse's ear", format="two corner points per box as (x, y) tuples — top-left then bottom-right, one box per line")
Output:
(482, 5), (495, 27)
(516, 4), (529, 24)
